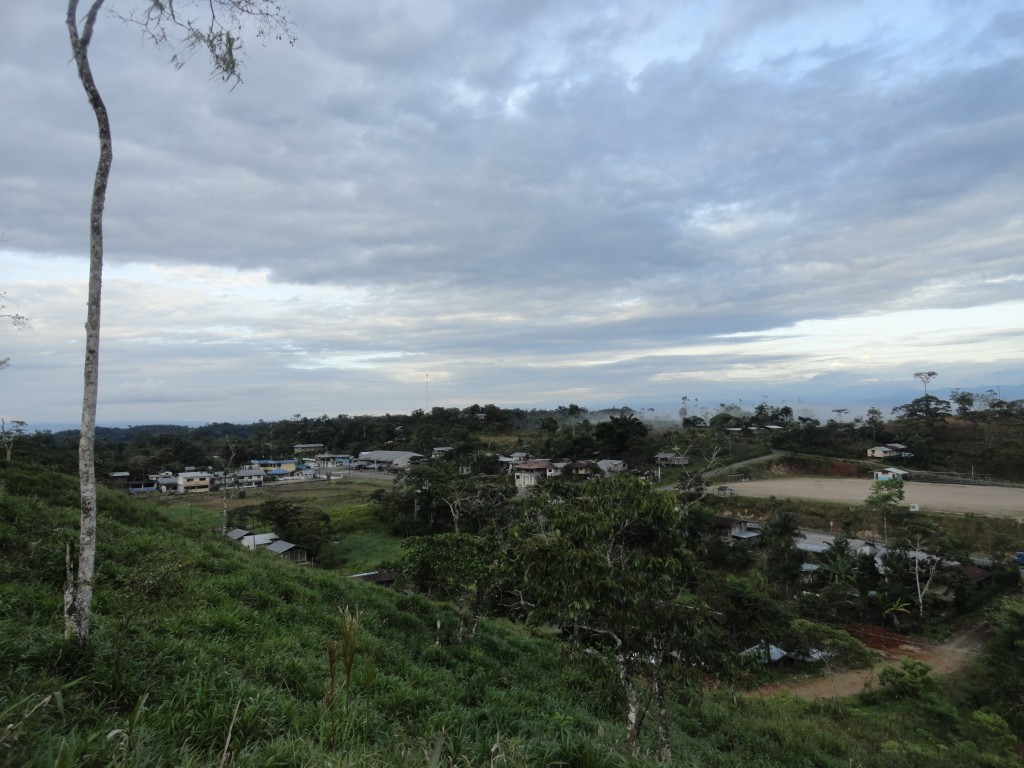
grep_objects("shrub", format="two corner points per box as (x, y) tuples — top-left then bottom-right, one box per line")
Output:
(879, 658), (935, 699)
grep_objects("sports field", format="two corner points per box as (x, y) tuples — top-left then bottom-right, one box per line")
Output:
(731, 478), (1024, 519)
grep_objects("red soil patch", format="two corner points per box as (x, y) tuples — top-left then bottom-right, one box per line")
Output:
(844, 624), (934, 654)
(752, 621), (986, 700)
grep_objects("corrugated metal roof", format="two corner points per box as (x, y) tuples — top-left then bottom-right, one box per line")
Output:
(241, 532), (278, 549)
(740, 644), (788, 663)
(515, 460), (555, 470)
(797, 542), (829, 554)
(266, 540), (303, 554)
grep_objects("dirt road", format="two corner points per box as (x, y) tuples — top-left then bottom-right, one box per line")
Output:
(753, 622), (988, 700)
(729, 478), (1024, 519)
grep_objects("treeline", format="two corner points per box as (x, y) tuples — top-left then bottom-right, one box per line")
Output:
(11, 406), (528, 477)
(10, 386), (1024, 482)
(13, 405), (677, 480)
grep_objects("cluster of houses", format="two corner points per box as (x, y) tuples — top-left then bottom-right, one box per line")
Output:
(223, 527), (399, 584)
(112, 443), (686, 495)
(113, 446), (389, 495)
(865, 443), (913, 482)
(498, 451), (688, 491)
(716, 513), (993, 663)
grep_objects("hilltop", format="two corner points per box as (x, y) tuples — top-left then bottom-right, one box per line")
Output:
(2, 461), (1023, 766)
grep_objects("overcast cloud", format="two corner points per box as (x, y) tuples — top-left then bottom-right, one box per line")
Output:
(2, 1), (1023, 426)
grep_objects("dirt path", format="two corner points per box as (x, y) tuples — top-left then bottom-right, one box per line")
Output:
(753, 622), (988, 700)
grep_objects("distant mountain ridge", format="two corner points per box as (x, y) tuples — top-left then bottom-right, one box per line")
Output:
(23, 371), (1023, 432)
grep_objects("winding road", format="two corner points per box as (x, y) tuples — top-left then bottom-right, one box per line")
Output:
(752, 621), (988, 700)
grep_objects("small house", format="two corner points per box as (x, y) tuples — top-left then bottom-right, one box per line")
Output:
(565, 460), (600, 477)
(127, 479), (158, 494)
(265, 540), (310, 564)
(177, 471), (212, 494)
(253, 458), (299, 472)
(513, 459), (557, 490)
(240, 532), (279, 549)
(654, 452), (689, 467)
(597, 459), (627, 474)
(714, 517), (760, 543)
(800, 562), (823, 584)
(233, 467), (265, 488)
(867, 446), (897, 459)
(107, 471), (130, 488)
(873, 467), (909, 481)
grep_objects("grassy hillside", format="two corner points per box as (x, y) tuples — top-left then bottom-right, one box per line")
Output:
(2, 462), (1021, 767)
(152, 476), (404, 574)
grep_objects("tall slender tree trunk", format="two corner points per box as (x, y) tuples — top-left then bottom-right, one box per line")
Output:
(617, 655), (642, 756)
(651, 656), (672, 763)
(466, 579), (486, 642)
(64, 0), (112, 646)
(221, 444), (236, 535)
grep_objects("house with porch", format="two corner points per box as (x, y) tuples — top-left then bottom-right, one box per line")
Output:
(253, 458), (299, 473)
(512, 459), (558, 490)
(233, 467), (265, 488)
(867, 446), (897, 458)
(177, 470), (212, 494)
(564, 459), (601, 477)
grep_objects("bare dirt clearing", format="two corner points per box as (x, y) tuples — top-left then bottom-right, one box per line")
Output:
(753, 622), (988, 700)
(731, 478), (1024, 519)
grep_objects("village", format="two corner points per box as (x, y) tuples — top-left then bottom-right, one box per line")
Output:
(110, 443), (696, 495)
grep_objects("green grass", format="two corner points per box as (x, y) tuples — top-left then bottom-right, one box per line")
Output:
(139, 477), (405, 572)
(2, 461), (1022, 767)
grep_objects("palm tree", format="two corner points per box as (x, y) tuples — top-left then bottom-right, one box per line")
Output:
(821, 536), (856, 584)
(884, 596), (911, 632)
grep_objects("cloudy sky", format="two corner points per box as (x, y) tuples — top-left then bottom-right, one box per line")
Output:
(2, 1), (1023, 427)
